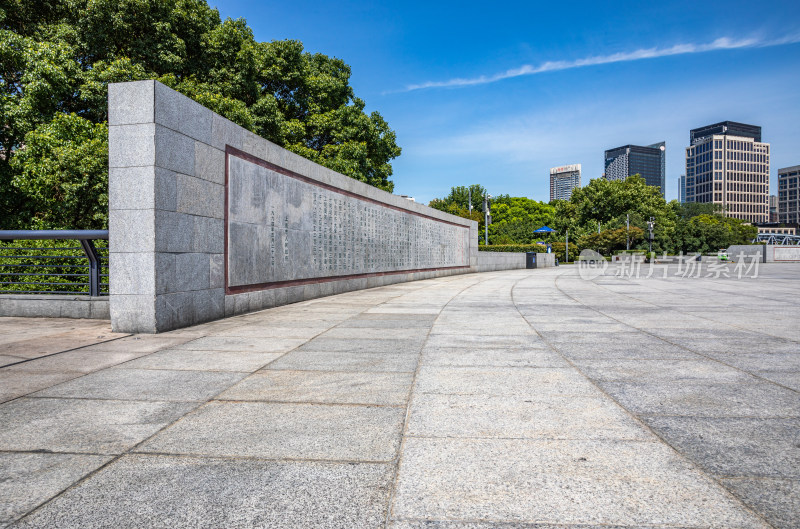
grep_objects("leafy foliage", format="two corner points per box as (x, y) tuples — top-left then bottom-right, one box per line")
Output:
(433, 175), (757, 256)
(577, 226), (645, 255)
(0, 0), (401, 228)
(674, 214), (757, 254)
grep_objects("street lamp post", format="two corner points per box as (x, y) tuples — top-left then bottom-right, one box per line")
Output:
(626, 214), (630, 251)
(647, 217), (655, 255)
(483, 195), (492, 246)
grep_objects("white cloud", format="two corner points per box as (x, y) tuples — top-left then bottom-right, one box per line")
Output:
(402, 34), (800, 92)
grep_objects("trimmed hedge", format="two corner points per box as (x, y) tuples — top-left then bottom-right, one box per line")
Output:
(478, 244), (547, 253)
(479, 243), (579, 262)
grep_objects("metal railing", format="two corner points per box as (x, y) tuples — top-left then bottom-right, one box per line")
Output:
(754, 233), (800, 245)
(0, 230), (109, 296)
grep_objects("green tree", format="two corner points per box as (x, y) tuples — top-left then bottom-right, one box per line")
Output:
(563, 176), (678, 253)
(10, 113), (108, 229)
(429, 185), (487, 212)
(487, 195), (555, 244)
(674, 214), (757, 253)
(577, 226), (645, 255)
(0, 0), (401, 228)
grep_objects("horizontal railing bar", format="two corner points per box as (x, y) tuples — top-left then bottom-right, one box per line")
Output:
(0, 272), (89, 276)
(0, 254), (86, 257)
(1, 281), (90, 286)
(0, 290), (107, 295)
(0, 264), (90, 269)
(0, 230), (109, 240)
(0, 247), (84, 250)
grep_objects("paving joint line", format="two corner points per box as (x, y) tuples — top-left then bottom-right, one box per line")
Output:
(512, 270), (779, 529)
(3, 278), (450, 526)
(384, 273), (497, 527)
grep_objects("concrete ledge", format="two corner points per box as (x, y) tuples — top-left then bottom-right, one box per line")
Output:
(727, 245), (765, 263)
(476, 252), (526, 272)
(0, 295), (110, 320)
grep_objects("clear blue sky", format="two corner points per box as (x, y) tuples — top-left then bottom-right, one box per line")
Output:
(212, 0), (800, 204)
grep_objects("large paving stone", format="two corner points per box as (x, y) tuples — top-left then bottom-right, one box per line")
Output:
(213, 325), (329, 338)
(268, 350), (419, 372)
(756, 371), (800, 391)
(219, 370), (413, 405)
(3, 350), (148, 374)
(319, 327), (427, 340)
(11, 455), (393, 529)
(139, 401), (405, 461)
(552, 341), (695, 359)
(598, 380), (800, 417)
(0, 452), (111, 525)
(674, 337), (800, 354)
(392, 437), (769, 528)
(0, 397), (196, 454)
(78, 334), (194, 354)
(33, 368), (247, 402)
(0, 329), (127, 359)
(0, 371), (82, 404)
(406, 393), (652, 441)
(423, 335), (545, 349)
(421, 348), (568, 368)
(0, 355), (23, 367)
(574, 358), (752, 383)
(414, 366), (598, 397)
(172, 336), (307, 353)
(119, 349), (283, 372)
(704, 352), (800, 373)
(643, 416), (800, 478)
(297, 337), (425, 354)
(723, 477), (800, 529)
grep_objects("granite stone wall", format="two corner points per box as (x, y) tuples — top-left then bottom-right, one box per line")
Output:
(476, 252), (526, 272)
(108, 80), (478, 333)
(727, 245), (765, 263)
(0, 295), (110, 319)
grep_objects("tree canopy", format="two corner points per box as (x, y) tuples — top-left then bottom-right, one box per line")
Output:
(0, 0), (401, 229)
(429, 175), (756, 256)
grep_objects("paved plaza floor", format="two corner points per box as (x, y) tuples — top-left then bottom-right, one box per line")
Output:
(0, 264), (798, 528)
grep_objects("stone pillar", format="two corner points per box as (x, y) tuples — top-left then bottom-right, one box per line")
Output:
(108, 80), (225, 332)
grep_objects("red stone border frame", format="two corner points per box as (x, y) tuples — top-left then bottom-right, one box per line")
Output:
(224, 145), (471, 295)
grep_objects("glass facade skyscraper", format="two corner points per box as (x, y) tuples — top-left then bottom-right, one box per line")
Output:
(603, 142), (666, 196)
(680, 174), (687, 203)
(778, 165), (800, 224)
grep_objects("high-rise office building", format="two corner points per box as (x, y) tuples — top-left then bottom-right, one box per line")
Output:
(550, 164), (581, 201)
(604, 142), (666, 196)
(680, 174), (687, 203)
(769, 195), (778, 222)
(685, 121), (769, 223)
(778, 165), (800, 224)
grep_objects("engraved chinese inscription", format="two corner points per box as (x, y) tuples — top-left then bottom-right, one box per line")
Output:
(227, 154), (469, 287)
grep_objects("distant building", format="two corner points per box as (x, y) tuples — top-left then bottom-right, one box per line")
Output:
(778, 165), (800, 224)
(680, 174), (687, 203)
(604, 142), (666, 196)
(756, 224), (796, 235)
(769, 195), (778, 222)
(685, 121), (770, 223)
(549, 164), (581, 201)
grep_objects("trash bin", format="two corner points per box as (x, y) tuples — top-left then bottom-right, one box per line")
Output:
(526, 252), (537, 269)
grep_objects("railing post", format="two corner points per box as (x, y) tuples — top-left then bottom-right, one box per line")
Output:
(80, 239), (101, 297)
